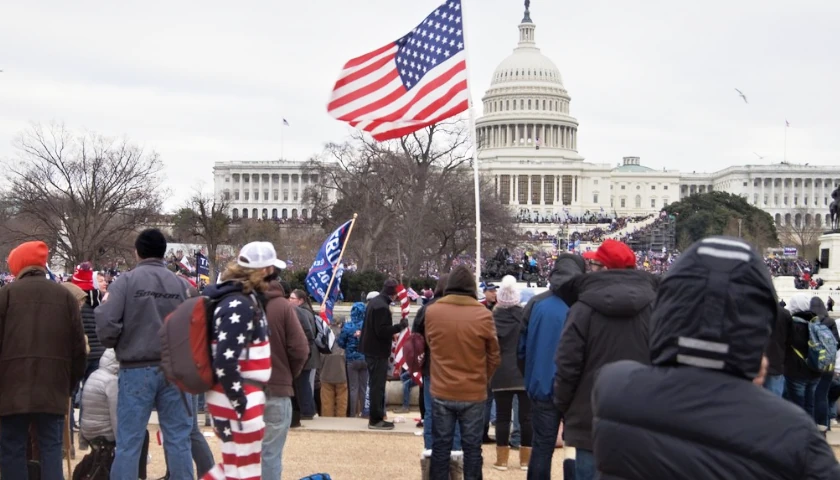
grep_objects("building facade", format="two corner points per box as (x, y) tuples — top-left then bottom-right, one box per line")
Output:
(477, 4), (840, 227)
(213, 160), (329, 221)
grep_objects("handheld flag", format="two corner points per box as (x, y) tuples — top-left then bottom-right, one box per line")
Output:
(327, 0), (468, 141)
(283, 118), (290, 126)
(196, 252), (210, 277)
(305, 219), (355, 324)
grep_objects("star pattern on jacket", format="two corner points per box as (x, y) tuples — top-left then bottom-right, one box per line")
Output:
(213, 293), (256, 418)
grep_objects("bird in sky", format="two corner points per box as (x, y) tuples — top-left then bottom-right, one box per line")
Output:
(753, 152), (765, 160)
(735, 88), (748, 104)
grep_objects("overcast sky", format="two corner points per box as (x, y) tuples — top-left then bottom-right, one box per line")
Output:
(2, 0), (838, 211)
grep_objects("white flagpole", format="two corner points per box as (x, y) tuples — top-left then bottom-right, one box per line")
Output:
(783, 120), (788, 163)
(281, 123), (285, 161)
(459, 0), (482, 284)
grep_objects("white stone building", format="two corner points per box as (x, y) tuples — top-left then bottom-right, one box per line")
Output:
(213, 160), (331, 221)
(478, 4), (840, 228)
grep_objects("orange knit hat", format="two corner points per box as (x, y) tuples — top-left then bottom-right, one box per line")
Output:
(7, 241), (49, 276)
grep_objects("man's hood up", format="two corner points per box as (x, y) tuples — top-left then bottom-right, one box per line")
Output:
(576, 269), (658, 317)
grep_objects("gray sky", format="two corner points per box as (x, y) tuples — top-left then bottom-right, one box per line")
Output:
(1, 0), (838, 211)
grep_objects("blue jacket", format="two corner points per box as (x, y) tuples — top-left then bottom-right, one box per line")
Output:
(338, 302), (366, 363)
(518, 254), (585, 402)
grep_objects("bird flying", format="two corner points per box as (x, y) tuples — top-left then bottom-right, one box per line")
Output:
(753, 152), (765, 160)
(735, 88), (748, 104)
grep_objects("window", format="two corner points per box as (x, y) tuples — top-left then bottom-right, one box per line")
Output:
(234, 191), (239, 200)
(273, 190), (279, 201)
(635, 195), (641, 208)
(261, 208), (268, 220)
(272, 209), (278, 220)
(805, 196), (809, 205)
(293, 191), (299, 201)
(636, 185), (641, 190)
(528, 99), (531, 109)
(519, 176), (529, 204)
(232, 208), (239, 219)
(561, 175), (573, 205)
(764, 195), (768, 205)
(283, 190), (289, 201)
(244, 191), (249, 201)
(651, 185), (656, 190)
(620, 198), (626, 208)
(621, 185), (626, 190)
(664, 185), (668, 190)
(302, 209), (308, 219)
(753, 194), (759, 205)
(225, 177), (230, 183)
(264, 192), (268, 201)
(743, 182), (748, 187)
(593, 194), (599, 203)
(282, 208), (288, 219)
(242, 209), (249, 219)
(224, 191), (230, 200)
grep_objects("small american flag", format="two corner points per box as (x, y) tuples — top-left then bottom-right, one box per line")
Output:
(327, 0), (469, 141)
(406, 287), (419, 301)
(282, 118), (290, 126)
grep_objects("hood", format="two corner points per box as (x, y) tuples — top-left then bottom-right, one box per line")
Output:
(649, 236), (777, 380)
(810, 297), (829, 320)
(576, 270), (657, 317)
(99, 349), (119, 374)
(494, 305), (524, 337)
(350, 302), (366, 324)
(788, 293), (811, 314)
(263, 282), (284, 301)
(445, 265), (477, 298)
(202, 281), (243, 300)
(549, 254), (587, 294)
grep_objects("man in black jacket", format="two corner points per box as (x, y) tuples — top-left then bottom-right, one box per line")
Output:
(592, 236), (840, 480)
(763, 303), (789, 397)
(553, 240), (656, 480)
(359, 278), (407, 430)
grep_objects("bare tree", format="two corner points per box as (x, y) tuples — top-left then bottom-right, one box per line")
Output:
(780, 206), (823, 259)
(1, 123), (164, 267)
(173, 190), (231, 280)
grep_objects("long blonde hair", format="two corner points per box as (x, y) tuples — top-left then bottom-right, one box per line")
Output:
(219, 262), (268, 294)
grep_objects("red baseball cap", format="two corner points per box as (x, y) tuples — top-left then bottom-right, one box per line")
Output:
(582, 239), (636, 269)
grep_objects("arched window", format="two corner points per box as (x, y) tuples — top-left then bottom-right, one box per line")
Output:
(302, 208), (308, 219)
(292, 209), (298, 219)
(775, 213), (782, 225)
(262, 208), (268, 220)
(252, 208), (258, 219)
(816, 214), (822, 227)
(232, 208), (239, 219)
(635, 195), (642, 208)
(242, 209), (249, 219)
(795, 213), (802, 228)
(271, 208), (278, 220)
(785, 213), (791, 226)
(282, 208), (288, 219)
(805, 214), (812, 227)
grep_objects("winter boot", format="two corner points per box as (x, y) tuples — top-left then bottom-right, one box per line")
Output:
(493, 446), (510, 471)
(519, 446), (532, 470)
(449, 452), (464, 480)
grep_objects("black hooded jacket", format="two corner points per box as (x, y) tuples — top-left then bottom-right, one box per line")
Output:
(591, 237), (840, 480)
(552, 268), (657, 451)
(491, 305), (525, 391)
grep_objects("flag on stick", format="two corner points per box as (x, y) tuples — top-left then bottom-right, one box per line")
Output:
(327, 0), (469, 141)
(283, 118), (290, 126)
(305, 219), (355, 325)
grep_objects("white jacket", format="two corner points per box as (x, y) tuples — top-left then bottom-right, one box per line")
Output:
(80, 349), (119, 442)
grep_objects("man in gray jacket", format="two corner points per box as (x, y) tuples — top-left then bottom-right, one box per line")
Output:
(95, 229), (195, 480)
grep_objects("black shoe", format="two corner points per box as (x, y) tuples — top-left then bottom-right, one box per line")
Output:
(416, 420), (424, 428)
(482, 435), (495, 444)
(368, 421), (395, 430)
(290, 422), (302, 428)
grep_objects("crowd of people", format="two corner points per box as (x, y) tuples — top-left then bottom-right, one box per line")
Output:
(2, 229), (840, 479)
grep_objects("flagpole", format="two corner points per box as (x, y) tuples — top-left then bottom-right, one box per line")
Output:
(784, 121), (788, 163)
(281, 124), (285, 161)
(460, 0), (482, 284)
(320, 213), (358, 319)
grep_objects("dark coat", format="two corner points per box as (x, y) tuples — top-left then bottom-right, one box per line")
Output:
(785, 310), (822, 380)
(360, 294), (401, 359)
(82, 293), (105, 362)
(490, 305), (525, 391)
(295, 306), (318, 371)
(592, 236), (840, 479)
(765, 304), (789, 376)
(553, 269), (656, 450)
(0, 270), (87, 416)
(264, 286), (310, 397)
(412, 296), (440, 376)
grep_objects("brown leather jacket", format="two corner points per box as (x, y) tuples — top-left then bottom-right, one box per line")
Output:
(0, 269), (87, 416)
(426, 294), (500, 402)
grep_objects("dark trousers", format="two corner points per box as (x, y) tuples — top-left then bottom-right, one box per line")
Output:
(529, 399), (561, 480)
(494, 390), (532, 447)
(0, 413), (64, 480)
(430, 398), (485, 480)
(294, 369), (316, 417)
(815, 373), (835, 428)
(366, 356), (389, 425)
(482, 385), (493, 439)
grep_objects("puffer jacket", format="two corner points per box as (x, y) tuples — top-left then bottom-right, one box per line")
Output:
(82, 290), (104, 362)
(80, 349), (119, 442)
(338, 302), (366, 363)
(592, 236), (840, 479)
(490, 305), (525, 391)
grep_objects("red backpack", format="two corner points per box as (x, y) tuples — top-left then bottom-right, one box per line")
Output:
(401, 333), (427, 376)
(159, 296), (218, 394)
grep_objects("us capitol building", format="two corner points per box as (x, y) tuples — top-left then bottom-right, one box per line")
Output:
(215, 4), (840, 230)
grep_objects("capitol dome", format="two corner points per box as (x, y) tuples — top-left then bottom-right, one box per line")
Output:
(476, 3), (580, 158)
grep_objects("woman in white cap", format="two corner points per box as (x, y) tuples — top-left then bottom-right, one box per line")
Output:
(201, 241), (276, 480)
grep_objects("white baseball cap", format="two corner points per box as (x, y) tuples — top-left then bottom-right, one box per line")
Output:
(366, 291), (379, 301)
(274, 259), (287, 270)
(237, 242), (277, 269)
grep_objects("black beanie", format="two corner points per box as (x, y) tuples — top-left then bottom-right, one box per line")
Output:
(135, 229), (167, 259)
(444, 265), (478, 298)
(382, 278), (398, 297)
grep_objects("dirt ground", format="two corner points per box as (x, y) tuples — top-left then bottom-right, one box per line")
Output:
(68, 426), (840, 479)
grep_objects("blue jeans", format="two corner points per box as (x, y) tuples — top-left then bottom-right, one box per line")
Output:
(163, 393), (215, 477)
(400, 370), (416, 409)
(262, 396), (293, 479)
(763, 374), (785, 397)
(529, 399), (561, 480)
(785, 376), (819, 417)
(576, 448), (596, 480)
(295, 369), (316, 417)
(0, 413), (64, 479)
(422, 374), (462, 451)
(815, 373), (835, 428)
(112, 367), (194, 480)
(431, 398), (484, 480)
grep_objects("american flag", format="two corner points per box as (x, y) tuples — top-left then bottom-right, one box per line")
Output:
(327, 0), (469, 141)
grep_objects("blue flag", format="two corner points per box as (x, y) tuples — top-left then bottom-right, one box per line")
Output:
(196, 252), (210, 277)
(305, 219), (353, 317)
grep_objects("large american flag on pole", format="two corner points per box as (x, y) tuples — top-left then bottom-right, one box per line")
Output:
(327, 0), (469, 141)
(391, 284), (422, 384)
